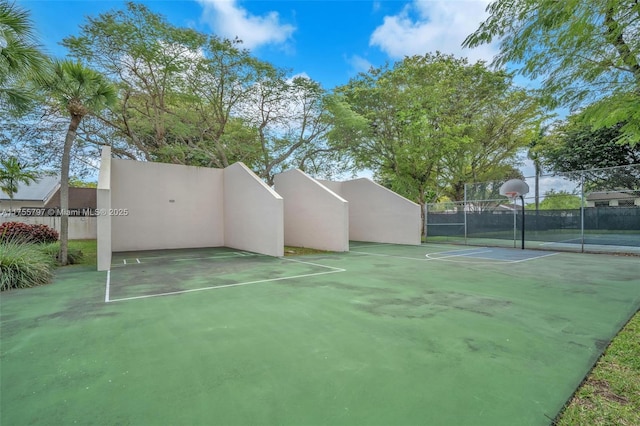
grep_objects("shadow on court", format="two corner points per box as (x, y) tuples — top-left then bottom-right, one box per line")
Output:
(1, 243), (639, 425)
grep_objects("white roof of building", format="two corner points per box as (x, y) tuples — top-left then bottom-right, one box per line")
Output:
(586, 191), (637, 201)
(0, 175), (60, 201)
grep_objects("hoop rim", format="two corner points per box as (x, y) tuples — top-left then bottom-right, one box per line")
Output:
(504, 191), (519, 199)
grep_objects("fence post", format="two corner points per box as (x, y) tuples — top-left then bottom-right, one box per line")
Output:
(463, 184), (468, 245)
(580, 174), (585, 253)
(513, 197), (517, 248)
(424, 203), (428, 242)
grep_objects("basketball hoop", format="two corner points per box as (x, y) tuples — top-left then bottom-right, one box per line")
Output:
(499, 179), (529, 199)
(499, 179), (530, 250)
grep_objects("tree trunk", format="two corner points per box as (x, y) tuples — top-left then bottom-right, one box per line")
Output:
(418, 189), (426, 239)
(60, 115), (81, 265)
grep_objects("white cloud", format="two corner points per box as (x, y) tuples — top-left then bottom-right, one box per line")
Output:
(288, 72), (311, 82)
(198, 0), (295, 50)
(370, 0), (497, 63)
(347, 54), (373, 74)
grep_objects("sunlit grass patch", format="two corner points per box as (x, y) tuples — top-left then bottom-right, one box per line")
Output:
(557, 312), (640, 426)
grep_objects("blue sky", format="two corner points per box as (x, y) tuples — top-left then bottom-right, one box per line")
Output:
(19, 0), (501, 90)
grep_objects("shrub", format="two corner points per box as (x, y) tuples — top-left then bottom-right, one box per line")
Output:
(0, 240), (55, 291)
(28, 224), (60, 244)
(0, 222), (59, 244)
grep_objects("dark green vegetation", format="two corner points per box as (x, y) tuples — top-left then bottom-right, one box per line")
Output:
(1, 244), (639, 425)
(0, 222), (58, 290)
(329, 52), (542, 212)
(0, 239), (54, 290)
(0, 1), (47, 113)
(465, 0), (640, 146)
(0, 237), (87, 291)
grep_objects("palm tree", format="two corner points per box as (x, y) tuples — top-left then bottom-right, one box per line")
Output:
(38, 60), (116, 265)
(0, 156), (39, 211)
(0, 0), (46, 113)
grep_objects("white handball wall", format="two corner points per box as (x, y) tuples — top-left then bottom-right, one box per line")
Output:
(320, 178), (421, 245)
(224, 163), (284, 257)
(97, 147), (112, 271)
(343, 179), (421, 245)
(274, 169), (349, 252)
(110, 159), (225, 252)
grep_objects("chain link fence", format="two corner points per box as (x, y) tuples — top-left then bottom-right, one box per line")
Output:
(425, 164), (640, 254)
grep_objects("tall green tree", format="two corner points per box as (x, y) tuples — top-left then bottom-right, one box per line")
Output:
(38, 60), (116, 265)
(63, 2), (210, 163)
(0, 0), (46, 113)
(247, 75), (337, 185)
(62, 2), (338, 183)
(463, 0), (640, 145)
(537, 117), (640, 190)
(329, 53), (542, 229)
(0, 156), (38, 210)
(439, 87), (542, 201)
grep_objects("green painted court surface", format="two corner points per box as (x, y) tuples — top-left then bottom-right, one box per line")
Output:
(1, 243), (639, 425)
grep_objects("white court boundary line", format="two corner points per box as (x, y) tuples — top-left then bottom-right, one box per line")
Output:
(105, 270), (111, 303)
(350, 248), (492, 262)
(105, 256), (346, 303)
(352, 247), (559, 264)
(349, 243), (398, 250)
(350, 251), (433, 262)
(540, 238), (582, 246)
(111, 252), (256, 268)
(425, 250), (560, 264)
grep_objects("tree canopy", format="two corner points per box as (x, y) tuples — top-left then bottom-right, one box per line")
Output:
(464, 0), (640, 145)
(535, 117), (640, 190)
(0, 0), (46, 113)
(3, 2), (567, 213)
(329, 53), (542, 210)
(61, 2), (338, 184)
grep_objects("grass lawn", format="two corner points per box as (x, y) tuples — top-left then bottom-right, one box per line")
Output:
(556, 311), (640, 425)
(68, 239), (97, 266)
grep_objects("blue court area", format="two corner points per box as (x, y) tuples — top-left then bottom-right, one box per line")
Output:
(425, 247), (559, 263)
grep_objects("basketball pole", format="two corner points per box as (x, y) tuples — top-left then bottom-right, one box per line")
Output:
(520, 195), (525, 250)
